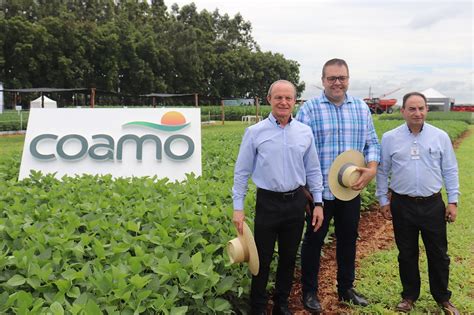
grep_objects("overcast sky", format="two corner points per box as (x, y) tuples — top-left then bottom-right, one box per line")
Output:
(166, 0), (473, 104)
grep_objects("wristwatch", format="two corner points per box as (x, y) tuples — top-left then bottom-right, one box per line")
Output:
(314, 202), (324, 208)
(448, 202), (457, 206)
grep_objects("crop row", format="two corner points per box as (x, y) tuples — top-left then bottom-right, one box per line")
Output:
(378, 111), (474, 124)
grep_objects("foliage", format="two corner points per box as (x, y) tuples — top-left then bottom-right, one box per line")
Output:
(0, 111), (29, 131)
(372, 120), (468, 142)
(0, 1), (304, 105)
(0, 123), (250, 314)
(200, 105), (272, 122)
(378, 111), (474, 124)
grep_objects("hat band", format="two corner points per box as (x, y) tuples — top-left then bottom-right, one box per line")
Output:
(338, 163), (356, 188)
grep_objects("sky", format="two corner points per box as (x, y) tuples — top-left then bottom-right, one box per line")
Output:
(166, 0), (473, 104)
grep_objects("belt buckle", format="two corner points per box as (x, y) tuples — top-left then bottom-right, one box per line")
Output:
(282, 191), (295, 200)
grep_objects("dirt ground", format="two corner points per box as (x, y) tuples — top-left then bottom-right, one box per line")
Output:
(265, 207), (395, 314)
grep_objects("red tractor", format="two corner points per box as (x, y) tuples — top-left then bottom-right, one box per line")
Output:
(364, 87), (402, 114)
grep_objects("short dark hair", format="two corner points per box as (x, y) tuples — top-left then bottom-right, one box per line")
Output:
(322, 58), (349, 78)
(402, 92), (427, 108)
(267, 80), (297, 99)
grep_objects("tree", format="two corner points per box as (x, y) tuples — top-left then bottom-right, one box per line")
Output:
(0, 0), (305, 102)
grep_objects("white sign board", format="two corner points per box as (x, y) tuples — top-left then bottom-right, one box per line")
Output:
(19, 108), (201, 180)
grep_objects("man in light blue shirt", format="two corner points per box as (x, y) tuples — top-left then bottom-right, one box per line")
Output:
(232, 80), (323, 315)
(376, 92), (460, 315)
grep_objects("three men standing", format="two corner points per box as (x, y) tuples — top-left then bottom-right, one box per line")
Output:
(376, 92), (460, 314)
(232, 64), (460, 315)
(296, 58), (380, 312)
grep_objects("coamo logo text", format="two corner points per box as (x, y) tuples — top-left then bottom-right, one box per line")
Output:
(30, 111), (194, 161)
(19, 108), (202, 180)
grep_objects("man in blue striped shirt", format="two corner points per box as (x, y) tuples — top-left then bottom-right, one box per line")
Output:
(233, 80), (324, 315)
(296, 58), (380, 312)
(376, 92), (460, 314)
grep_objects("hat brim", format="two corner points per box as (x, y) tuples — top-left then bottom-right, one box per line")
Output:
(242, 222), (259, 276)
(328, 150), (366, 201)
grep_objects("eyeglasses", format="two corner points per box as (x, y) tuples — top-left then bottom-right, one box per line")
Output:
(325, 76), (349, 83)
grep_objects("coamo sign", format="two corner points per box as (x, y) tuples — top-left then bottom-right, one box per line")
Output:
(19, 108), (202, 180)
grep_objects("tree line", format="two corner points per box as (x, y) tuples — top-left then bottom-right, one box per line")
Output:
(0, 0), (305, 105)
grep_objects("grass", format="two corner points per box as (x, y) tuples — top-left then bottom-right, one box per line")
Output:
(356, 125), (474, 314)
(0, 134), (25, 155)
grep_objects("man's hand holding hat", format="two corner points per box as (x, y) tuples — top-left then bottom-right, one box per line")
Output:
(233, 210), (245, 235)
(351, 162), (378, 191)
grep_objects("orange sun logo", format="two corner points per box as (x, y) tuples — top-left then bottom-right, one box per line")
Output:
(161, 111), (186, 125)
(123, 111), (190, 131)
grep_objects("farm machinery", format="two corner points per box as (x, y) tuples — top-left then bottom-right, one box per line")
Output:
(364, 87), (402, 114)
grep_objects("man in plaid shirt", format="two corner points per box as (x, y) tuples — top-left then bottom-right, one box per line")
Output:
(296, 58), (380, 313)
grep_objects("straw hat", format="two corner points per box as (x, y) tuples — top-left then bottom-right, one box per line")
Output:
(328, 150), (366, 201)
(227, 222), (259, 276)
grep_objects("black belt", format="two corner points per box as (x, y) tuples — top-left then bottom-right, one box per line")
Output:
(391, 190), (441, 202)
(257, 187), (302, 200)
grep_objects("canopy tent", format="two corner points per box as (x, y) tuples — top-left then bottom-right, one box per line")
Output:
(30, 96), (57, 109)
(421, 88), (451, 112)
(0, 87), (94, 108)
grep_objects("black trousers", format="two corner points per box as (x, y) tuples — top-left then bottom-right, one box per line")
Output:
(391, 193), (451, 303)
(300, 196), (361, 296)
(250, 187), (306, 312)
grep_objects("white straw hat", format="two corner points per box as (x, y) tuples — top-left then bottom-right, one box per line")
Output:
(328, 150), (366, 201)
(227, 222), (259, 276)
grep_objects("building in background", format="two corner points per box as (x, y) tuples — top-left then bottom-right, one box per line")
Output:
(421, 88), (452, 112)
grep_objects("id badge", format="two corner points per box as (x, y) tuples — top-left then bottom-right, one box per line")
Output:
(411, 144), (420, 160)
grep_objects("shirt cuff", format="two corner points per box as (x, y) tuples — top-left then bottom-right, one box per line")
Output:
(447, 194), (459, 204)
(233, 199), (244, 211)
(378, 196), (390, 207)
(311, 191), (323, 203)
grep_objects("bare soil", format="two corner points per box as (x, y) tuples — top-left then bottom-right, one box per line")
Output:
(266, 206), (395, 314)
(453, 129), (471, 149)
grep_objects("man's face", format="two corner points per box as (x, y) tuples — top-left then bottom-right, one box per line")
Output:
(401, 95), (427, 129)
(267, 82), (296, 120)
(322, 64), (349, 103)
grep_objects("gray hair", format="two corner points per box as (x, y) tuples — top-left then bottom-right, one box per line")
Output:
(267, 80), (297, 99)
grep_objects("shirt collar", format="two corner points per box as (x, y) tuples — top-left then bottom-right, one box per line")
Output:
(269, 112), (293, 126)
(404, 123), (425, 133)
(320, 91), (352, 106)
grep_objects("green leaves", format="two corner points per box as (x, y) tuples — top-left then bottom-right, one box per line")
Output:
(7, 274), (26, 286)
(50, 302), (64, 315)
(0, 123), (255, 313)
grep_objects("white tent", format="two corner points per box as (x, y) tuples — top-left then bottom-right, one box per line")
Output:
(421, 88), (451, 112)
(30, 96), (57, 109)
(421, 88), (447, 98)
